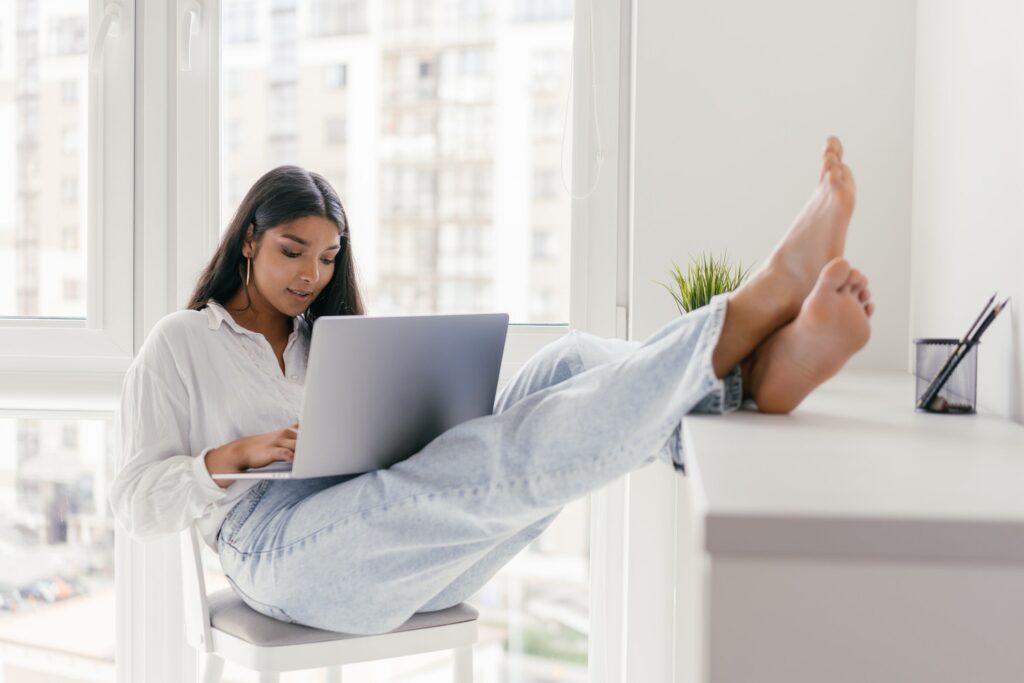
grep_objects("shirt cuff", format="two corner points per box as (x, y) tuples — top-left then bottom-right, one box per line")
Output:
(192, 446), (230, 500)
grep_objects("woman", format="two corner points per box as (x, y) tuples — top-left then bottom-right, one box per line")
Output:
(110, 139), (874, 635)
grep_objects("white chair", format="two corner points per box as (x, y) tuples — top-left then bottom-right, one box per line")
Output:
(179, 524), (478, 682)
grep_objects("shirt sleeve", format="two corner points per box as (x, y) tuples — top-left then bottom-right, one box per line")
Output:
(108, 362), (228, 542)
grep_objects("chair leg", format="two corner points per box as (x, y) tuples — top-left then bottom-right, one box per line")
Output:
(199, 653), (224, 683)
(324, 666), (343, 683)
(257, 673), (281, 683)
(453, 645), (474, 683)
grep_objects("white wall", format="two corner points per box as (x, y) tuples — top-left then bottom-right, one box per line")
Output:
(911, 0), (1024, 423)
(630, 0), (918, 373)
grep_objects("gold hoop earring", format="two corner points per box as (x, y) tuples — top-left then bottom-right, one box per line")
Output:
(245, 257), (251, 287)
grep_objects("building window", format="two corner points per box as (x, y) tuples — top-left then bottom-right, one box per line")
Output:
(308, 0), (367, 36)
(224, 69), (243, 97)
(62, 127), (77, 155)
(61, 79), (78, 103)
(326, 63), (348, 89)
(532, 169), (558, 201)
(61, 176), (78, 204)
(531, 228), (555, 260)
(532, 103), (560, 141)
(61, 424), (78, 449)
(50, 17), (88, 55)
(516, 0), (572, 22)
(223, 0), (259, 43)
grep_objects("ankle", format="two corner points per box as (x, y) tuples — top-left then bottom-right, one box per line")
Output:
(732, 265), (801, 331)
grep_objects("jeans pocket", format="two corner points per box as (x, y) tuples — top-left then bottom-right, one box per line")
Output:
(219, 480), (270, 549)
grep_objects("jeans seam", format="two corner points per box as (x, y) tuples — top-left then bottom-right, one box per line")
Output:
(225, 574), (297, 623)
(227, 426), (673, 560)
(222, 480), (270, 547)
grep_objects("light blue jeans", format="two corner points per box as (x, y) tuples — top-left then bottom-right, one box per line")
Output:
(217, 294), (742, 634)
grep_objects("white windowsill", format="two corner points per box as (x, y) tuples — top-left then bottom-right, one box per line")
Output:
(0, 370), (123, 415)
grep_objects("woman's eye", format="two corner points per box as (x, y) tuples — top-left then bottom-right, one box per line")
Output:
(322, 260), (335, 265)
(283, 250), (300, 258)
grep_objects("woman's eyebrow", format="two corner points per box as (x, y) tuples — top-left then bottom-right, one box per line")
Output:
(281, 234), (341, 251)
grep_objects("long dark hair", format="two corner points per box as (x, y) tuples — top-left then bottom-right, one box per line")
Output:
(186, 166), (365, 335)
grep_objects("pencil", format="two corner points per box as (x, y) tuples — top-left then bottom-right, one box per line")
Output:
(922, 297), (1010, 411)
(916, 292), (997, 409)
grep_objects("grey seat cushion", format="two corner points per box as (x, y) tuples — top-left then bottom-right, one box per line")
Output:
(207, 588), (479, 647)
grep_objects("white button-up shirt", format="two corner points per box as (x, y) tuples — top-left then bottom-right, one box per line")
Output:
(108, 300), (309, 551)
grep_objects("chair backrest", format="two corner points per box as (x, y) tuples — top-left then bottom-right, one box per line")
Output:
(179, 523), (215, 653)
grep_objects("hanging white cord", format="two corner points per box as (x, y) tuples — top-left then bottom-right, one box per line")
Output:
(560, 0), (605, 200)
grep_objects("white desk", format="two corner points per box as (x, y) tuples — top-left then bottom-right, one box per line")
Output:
(676, 370), (1024, 683)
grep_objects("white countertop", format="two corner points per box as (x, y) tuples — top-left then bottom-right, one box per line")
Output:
(683, 370), (1024, 563)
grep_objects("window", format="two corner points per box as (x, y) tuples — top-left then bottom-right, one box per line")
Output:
(532, 102), (561, 141)
(307, 0), (368, 37)
(0, 0), (131, 329)
(61, 80), (77, 103)
(0, 416), (117, 681)
(61, 424), (77, 449)
(49, 17), (88, 56)
(0, 1), (130, 673)
(325, 63), (348, 89)
(515, 0), (573, 23)
(63, 127), (77, 155)
(532, 169), (559, 201)
(61, 176), (78, 204)
(532, 227), (555, 260)
(223, 0), (259, 43)
(212, 2), (598, 679)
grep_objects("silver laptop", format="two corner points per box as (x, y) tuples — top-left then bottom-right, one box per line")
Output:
(212, 312), (509, 480)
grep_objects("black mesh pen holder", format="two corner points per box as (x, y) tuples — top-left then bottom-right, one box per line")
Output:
(913, 338), (979, 414)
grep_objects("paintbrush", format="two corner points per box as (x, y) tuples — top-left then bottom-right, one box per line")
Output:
(922, 297), (1010, 412)
(916, 292), (997, 410)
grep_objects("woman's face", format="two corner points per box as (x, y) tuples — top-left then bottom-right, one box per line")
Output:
(248, 216), (341, 317)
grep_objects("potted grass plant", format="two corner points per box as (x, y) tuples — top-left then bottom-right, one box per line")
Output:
(660, 252), (753, 314)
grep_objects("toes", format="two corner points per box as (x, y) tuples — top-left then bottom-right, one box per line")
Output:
(820, 153), (841, 182)
(858, 287), (871, 303)
(824, 136), (844, 160)
(847, 269), (865, 292)
(817, 257), (852, 291)
(865, 302), (875, 317)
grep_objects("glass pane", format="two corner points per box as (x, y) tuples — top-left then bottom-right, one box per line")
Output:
(0, 1), (90, 319)
(220, 0), (573, 325)
(0, 416), (116, 682)
(220, 3), (584, 680)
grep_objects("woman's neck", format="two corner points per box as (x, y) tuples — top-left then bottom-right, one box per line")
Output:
(221, 289), (293, 342)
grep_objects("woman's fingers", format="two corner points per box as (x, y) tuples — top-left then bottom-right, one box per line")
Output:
(278, 437), (297, 450)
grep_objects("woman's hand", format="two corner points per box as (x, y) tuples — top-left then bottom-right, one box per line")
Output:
(205, 422), (299, 488)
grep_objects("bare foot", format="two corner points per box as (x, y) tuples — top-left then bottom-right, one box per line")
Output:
(754, 136), (857, 320)
(710, 137), (858, 379)
(743, 257), (873, 414)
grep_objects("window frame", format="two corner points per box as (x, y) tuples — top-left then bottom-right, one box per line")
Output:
(120, 0), (639, 681)
(0, 0), (135, 378)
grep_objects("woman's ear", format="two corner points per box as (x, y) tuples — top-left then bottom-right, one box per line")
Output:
(242, 224), (255, 258)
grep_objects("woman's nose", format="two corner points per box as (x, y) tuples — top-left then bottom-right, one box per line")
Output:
(299, 259), (319, 283)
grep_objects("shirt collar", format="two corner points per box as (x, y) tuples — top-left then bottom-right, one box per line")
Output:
(205, 300), (304, 338)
